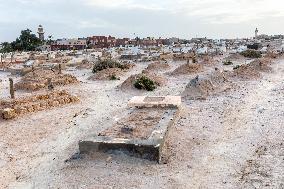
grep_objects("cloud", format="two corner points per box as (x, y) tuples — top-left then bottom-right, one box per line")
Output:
(84, 0), (165, 11)
(84, 0), (284, 24)
(78, 19), (116, 29)
(1, 0), (284, 42)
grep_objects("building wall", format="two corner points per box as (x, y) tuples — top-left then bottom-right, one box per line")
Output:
(87, 36), (116, 48)
(51, 38), (87, 51)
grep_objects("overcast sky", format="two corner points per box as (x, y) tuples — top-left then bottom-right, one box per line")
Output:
(0, 0), (284, 42)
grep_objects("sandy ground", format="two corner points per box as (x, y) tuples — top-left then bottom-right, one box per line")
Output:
(0, 58), (283, 189)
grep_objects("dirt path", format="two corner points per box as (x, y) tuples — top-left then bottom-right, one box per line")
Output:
(0, 60), (283, 188)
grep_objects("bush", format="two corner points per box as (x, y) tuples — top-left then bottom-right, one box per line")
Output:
(134, 75), (157, 91)
(92, 59), (129, 73)
(109, 74), (120, 80)
(192, 57), (197, 63)
(233, 65), (241, 70)
(247, 43), (261, 50)
(240, 50), (262, 58)
(223, 60), (233, 65)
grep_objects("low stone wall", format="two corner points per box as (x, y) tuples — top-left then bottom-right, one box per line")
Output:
(0, 90), (79, 120)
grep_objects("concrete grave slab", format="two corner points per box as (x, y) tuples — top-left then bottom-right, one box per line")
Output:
(128, 96), (181, 108)
(79, 99), (181, 163)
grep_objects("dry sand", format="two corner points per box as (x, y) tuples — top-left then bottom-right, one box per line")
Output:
(169, 63), (203, 76)
(88, 68), (125, 80)
(146, 62), (171, 71)
(230, 58), (273, 80)
(182, 70), (231, 100)
(15, 69), (79, 91)
(99, 108), (166, 140)
(0, 58), (283, 188)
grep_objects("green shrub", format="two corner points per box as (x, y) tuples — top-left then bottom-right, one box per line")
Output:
(92, 59), (129, 73)
(233, 65), (241, 70)
(240, 50), (262, 58)
(109, 74), (120, 80)
(134, 75), (157, 91)
(223, 60), (233, 65)
(192, 56), (197, 63)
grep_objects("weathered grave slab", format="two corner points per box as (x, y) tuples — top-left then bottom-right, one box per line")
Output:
(128, 96), (181, 108)
(79, 96), (181, 163)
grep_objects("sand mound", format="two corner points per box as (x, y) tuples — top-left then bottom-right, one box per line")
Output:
(120, 71), (167, 91)
(146, 62), (170, 71)
(250, 58), (272, 72)
(89, 61), (134, 80)
(88, 68), (125, 80)
(230, 65), (260, 80)
(169, 63), (203, 76)
(230, 58), (272, 80)
(76, 60), (93, 70)
(182, 71), (230, 100)
(199, 56), (216, 65)
(0, 90), (79, 119)
(226, 53), (245, 61)
(264, 52), (278, 59)
(15, 69), (79, 91)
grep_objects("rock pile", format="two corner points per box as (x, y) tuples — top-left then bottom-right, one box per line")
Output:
(0, 90), (79, 119)
(15, 69), (79, 91)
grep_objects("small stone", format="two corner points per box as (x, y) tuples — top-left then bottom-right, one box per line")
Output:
(2, 108), (17, 119)
(106, 156), (112, 162)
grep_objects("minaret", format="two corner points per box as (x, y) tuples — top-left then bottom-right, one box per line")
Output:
(37, 25), (45, 41)
(255, 28), (259, 38)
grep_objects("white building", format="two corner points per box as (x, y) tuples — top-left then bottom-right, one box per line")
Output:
(56, 38), (87, 46)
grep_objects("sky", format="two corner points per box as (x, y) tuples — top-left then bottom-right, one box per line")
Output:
(1, 0), (284, 42)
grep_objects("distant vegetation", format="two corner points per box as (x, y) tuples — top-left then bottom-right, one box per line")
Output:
(247, 43), (261, 50)
(92, 59), (130, 73)
(233, 65), (241, 70)
(223, 60), (233, 65)
(0, 29), (42, 53)
(109, 74), (120, 80)
(240, 50), (262, 58)
(134, 75), (157, 91)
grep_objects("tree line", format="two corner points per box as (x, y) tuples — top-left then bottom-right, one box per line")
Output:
(0, 29), (43, 53)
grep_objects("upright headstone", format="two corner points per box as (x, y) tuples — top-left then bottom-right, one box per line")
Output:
(58, 64), (62, 74)
(47, 78), (54, 91)
(32, 65), (35, 77)
(9, 78), (15, 99)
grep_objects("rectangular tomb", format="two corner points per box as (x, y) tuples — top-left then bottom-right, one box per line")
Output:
(79, 96), (181, 163)
(128, 96), (181, 109)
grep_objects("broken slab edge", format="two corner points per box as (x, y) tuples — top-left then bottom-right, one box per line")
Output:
(128, 96), (182, 109)
(79, 138), (162, 162)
